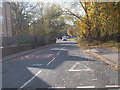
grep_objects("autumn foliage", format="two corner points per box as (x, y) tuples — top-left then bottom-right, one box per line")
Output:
(67, 27), (76, 36)
(74, 2), (119, 42)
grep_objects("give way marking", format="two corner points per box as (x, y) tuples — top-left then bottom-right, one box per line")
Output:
(68, 62), (94, 72)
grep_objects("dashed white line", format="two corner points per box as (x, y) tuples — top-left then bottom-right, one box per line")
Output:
(56, 46), (65, 56)
(47, 46), (65, 65)
(57, 52), (60, 56)
(19, 70), (41, 88)
(77, 86), (95, 88)
(47, 58), (55, 65)
(18, 46), (66, 88)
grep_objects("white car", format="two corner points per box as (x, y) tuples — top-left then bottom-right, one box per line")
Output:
(62, 36), (67, 41)
(62, 38), (67, 41)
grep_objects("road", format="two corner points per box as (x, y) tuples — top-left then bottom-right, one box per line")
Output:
(2, 39), (119, 89)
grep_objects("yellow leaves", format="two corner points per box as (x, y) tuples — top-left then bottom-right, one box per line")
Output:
(74, 20), (88, 35)
(98, 7), (103, 11)
(100, 13), (104, 17)
(86, 2), (91, 7)
(88, 8), (94, 16)
(75, 2), (118, 42)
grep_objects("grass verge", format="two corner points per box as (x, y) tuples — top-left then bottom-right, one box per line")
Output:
(78, 40), (120, 50)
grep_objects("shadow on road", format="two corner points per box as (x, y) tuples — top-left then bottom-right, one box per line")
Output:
(2, 42), (97, 88)
(28, 43), (96, 70)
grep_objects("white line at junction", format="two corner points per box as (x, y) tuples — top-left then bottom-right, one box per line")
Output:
(77, 86), (95, 88)
(106, 85), (120, 88)
(48, 87), (65, 88)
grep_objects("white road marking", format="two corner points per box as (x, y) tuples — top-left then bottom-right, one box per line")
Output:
(57, 52), (60, 56)
(48, 87), (65, 88)
(68, 62), (93, 72)
(25, 56), (30, 59)
(19, 70), (41, 88)
(47, 58), (55, 65)
(46, 46), (65, 66)
(32, 64), (42, 66)
(69, 62), (79, 70)
(47, 46), (65, 65)
(44, 55), (48, 58)
(56, 46), (65, 56)
(106, 85), (120, 88)
(77, 86), (95, 88)
(47, 54), (52, 58)
(68, 68), (93, 72)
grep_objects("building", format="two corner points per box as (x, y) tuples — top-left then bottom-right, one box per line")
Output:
(0, 2), (12, 37)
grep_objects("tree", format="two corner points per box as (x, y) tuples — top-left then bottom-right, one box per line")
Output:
(41, 4), (65, 38)
(10, 2), (44, 36)
(66, 2), (119, 42)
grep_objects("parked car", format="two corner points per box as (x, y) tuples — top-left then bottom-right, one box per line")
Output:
(62, 36), (67, 41)
(62, 38), (67, 41)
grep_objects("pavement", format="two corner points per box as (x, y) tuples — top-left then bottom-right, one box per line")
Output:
(86, 47), (119, 69)
(2, 39), (120, 89)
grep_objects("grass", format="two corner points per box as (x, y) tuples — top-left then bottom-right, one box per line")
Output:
(98, 41), (120, 50)
(78, 40), (120, 50)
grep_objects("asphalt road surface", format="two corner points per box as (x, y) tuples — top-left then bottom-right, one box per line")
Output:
(2, 39), (119, 89)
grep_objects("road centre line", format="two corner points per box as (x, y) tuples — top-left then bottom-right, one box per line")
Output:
(57, 52), (60, 56)
(47, 58), (55, 65)
(19, 70), (41, 89)
(19, 46), (65, 88)
(56, 46), (65, 56)
(47, 46), (65, 65)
